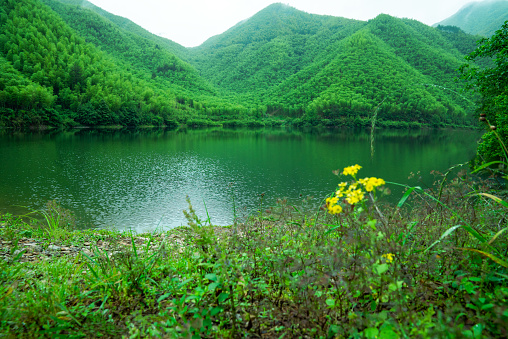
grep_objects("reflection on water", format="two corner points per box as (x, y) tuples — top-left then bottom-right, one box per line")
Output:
(0, 127), (482, 232)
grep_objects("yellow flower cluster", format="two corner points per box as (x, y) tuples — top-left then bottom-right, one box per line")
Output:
(325, 165), (386, 215)
(382, 253), (395, 263)
(325, 197), (343, 214)
(342, 164), (362, 176)
(358, 177), (386, 192)
(336, 183), (365, 205)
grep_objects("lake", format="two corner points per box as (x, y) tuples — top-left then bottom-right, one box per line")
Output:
(0, 127), (482, 233)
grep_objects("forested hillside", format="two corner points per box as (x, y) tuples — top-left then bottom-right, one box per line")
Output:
(0, 0), (488, 127)
(43, 0), (189, 59)
(188, 4), (482, 126)
(0, 0), (211, 127)
(435, 0), (508, 37)
(40, 0), (202, 91)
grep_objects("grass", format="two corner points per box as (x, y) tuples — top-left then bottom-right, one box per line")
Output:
(0, 168), (507, 338)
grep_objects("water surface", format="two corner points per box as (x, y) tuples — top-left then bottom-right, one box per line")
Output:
(0, 127), (482, 232)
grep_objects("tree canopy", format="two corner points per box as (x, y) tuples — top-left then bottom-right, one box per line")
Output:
(460, 20), (508, 164)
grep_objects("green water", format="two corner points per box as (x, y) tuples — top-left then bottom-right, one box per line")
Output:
(0, 127), (482, 232)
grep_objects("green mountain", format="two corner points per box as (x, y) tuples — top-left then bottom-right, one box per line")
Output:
(40, 0), (190, 62)
(435, 0), (508, 37)
(38, 0), (224, 102)
(188, 5), (481, 125)
(0, 0), (485, 127)
(188, 4), (364, 96)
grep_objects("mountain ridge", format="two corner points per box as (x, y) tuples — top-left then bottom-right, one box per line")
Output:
(0, 0), (486, 127)
(435, 0), (508, 36)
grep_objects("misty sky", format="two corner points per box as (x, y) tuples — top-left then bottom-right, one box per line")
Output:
(87, 0), (478, 47)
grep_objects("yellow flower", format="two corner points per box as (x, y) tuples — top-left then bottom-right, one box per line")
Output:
(326, 197), (339, 205)
(358, 178), (368, 185)
(329, 204), (343, 214)
(326, 196), (342, 214)
(359, 177), (386, 192)
(346, 188), (364, 205)
(328, 165), (385, 211)
(336, 184), (347, 197)
(382, 253), (395, 263)
(342, 164), (362, 176)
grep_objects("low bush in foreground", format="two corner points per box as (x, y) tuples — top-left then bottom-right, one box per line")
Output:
(0, 165), (507, 338)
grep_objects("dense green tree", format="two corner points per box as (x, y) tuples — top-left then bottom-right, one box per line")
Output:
(460, 21), (508, 164)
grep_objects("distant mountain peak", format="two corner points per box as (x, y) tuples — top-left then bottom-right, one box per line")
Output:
(436, 0), (508, 36)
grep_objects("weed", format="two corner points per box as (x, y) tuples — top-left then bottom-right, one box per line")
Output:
(1, 165), (507, 337)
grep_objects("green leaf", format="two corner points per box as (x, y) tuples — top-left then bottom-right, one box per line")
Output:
(379, 323), (399, 339)
(210, 307), (222, 317)
(388, 281), (404, 292)
(208, 282), (219, 292)
(364, 327), (379, 339)
(177, 278), (193, 289)
(397, 186), (420, 208)
(374, 263), (388, 275)
(205, 273), (217, 282)
(328, 324), (341, 336)
(472, 323), (484, 337)
(217, 292), (229, 303)
(325, 225), (341, 235)
(325, 298), (335, 307)
(157, 293), (172, 303)
(481, 303), (494, 310)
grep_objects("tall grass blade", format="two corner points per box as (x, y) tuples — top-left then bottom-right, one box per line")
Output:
(389, 181), (489, 244)
(488, 226), (508, 246)
(0, 287), (13, 301)
(437, 163), (465, 206)
(55, 303), (82, 326)
(471, 161), (507, 174)
(202, 198), (212, 226)
(496, 273), (508, 280)
(425, 225), (461, 252)
(370, 98), (385, 159)
(456, 248), (508, 268)
(402, 221), (418, 247)
(396, 186), (420, 208)
(459, 224), (489, 244)
(131, 235), (138, 259)
(476, 193), (508, 208)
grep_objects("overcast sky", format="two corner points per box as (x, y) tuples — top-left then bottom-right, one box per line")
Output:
(86, 0), (477, 47)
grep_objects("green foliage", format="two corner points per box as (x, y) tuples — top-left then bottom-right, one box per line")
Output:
(461, 20), (508, 166)
(0, 0), (208, 127)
